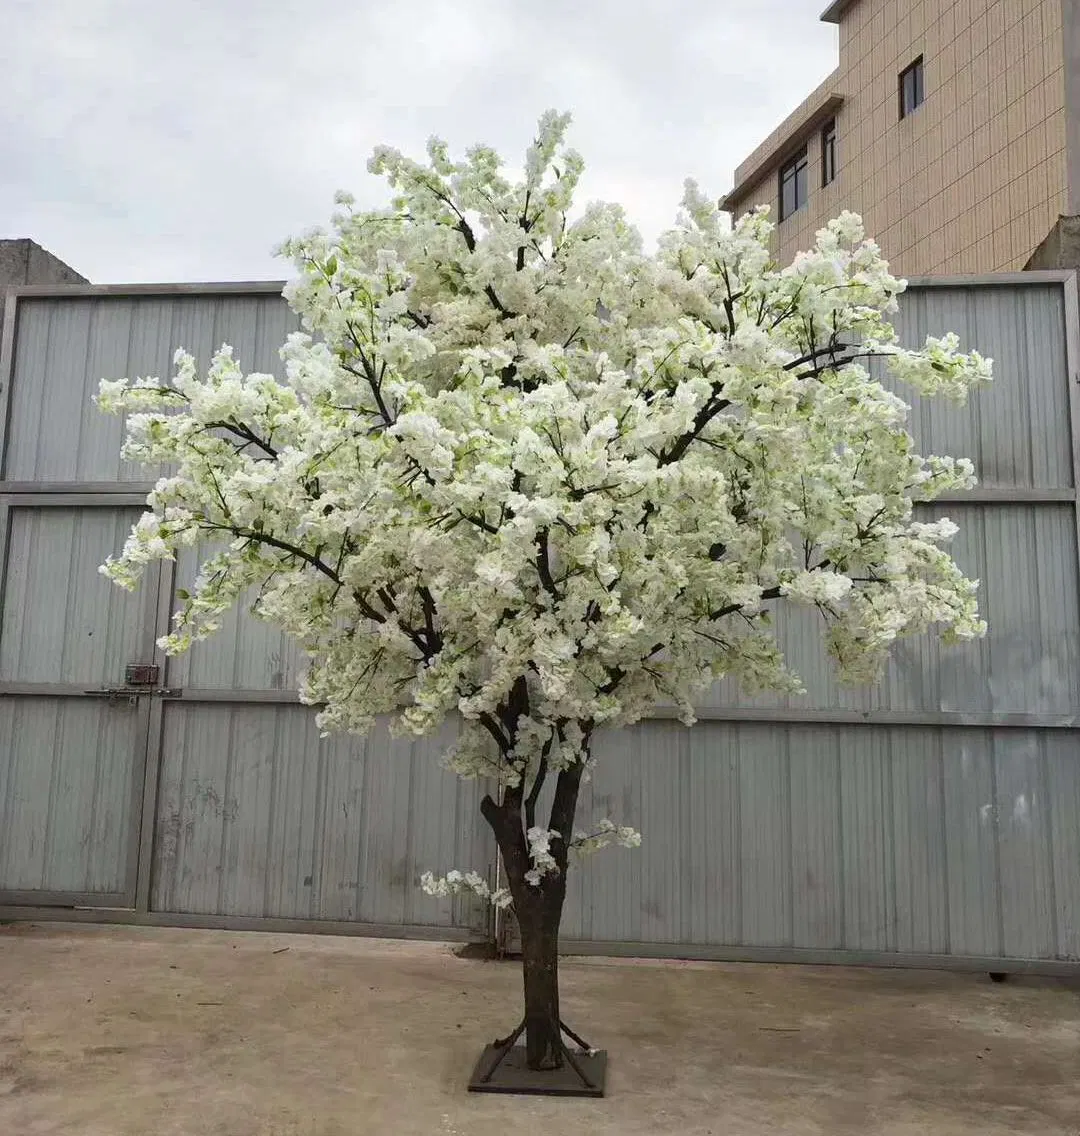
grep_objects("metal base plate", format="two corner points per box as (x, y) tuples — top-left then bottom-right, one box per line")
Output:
(467, 1044), (607, 1096)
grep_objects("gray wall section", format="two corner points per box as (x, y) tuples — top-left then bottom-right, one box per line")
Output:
(3, 293), (300, 482)
(563, 721), (1080, 961)
(0, 239), (87, 286)
(697, 502), (1080, 718)
(1025, 216), (1075, 270)
(151, 708), (489, 930)
(166, 541), (306, 692)
(0, 696), (139, 893)
(0, 506), (150, 897)
(0, 277), (1078, 966)
(882, 283), (1073, 490)
(0, 506), (149, 685)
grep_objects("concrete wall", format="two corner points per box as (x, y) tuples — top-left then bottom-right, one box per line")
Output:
(1024, 213), (1078, 268)
(725, 0), (1067, 276)
(0, 239), (87, 286)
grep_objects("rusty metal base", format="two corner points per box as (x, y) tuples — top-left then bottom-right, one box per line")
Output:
(467, 1044), (607, 1096)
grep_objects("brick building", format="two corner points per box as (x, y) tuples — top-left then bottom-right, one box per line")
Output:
(721, 0), (1080, 275)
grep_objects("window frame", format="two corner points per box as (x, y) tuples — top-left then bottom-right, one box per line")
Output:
(821, 119), (837, 186)
(899, 56), (925, 119)
(778, 146), (809, 222)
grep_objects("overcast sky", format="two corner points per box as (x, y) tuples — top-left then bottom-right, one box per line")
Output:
(2, 0), (837, 283)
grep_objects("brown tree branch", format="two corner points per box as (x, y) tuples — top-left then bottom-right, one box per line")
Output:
(205, 421), (278, 459)
(708, 586), (782, 621)
(478, 712), (511, 754)
(200, 522), (341, 584)
(535, 529), (560, 600)
(548, 761), (585, 863)
(657, 396), (731, 466)
(524, 752), (549, 830)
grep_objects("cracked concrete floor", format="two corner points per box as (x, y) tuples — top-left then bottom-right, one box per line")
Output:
(1, 923), (1078, 1135)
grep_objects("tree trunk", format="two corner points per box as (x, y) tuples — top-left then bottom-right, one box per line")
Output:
(479, 730), (586, 1073)
(517, 886), (566, 1069)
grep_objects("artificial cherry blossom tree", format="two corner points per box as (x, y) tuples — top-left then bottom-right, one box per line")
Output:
(98, 111), (990, 1077)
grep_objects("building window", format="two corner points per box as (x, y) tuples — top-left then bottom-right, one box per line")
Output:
(778, 148), (808, 221)
(821, 119), (837, 186)
(899, 56), (924, 118)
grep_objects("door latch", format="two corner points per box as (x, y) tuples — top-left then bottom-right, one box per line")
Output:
(85, 663), (171, 704)
(83, 688), (139, 706)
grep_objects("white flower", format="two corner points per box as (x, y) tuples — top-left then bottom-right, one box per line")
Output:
(524, 827), (560, 887)
(910, 518), (959, 542)
(571, 818), (642, 856)
(420, 869), (512, 909)
(781, 570), (854, 606)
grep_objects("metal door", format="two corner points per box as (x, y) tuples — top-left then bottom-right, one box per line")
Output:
(0, 494), (161, 907)
(147, 538), (494, 932)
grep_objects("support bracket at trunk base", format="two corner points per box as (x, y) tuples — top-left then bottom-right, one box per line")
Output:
(467, 1019), (607, 1097)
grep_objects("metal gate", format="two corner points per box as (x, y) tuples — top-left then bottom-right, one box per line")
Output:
(0, 285), (491, 939)
(557, 273), (1080, 972)
(1, 274), (1078, 973)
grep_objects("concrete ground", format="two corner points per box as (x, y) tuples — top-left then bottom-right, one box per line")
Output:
(0, 924), (1077, 1136)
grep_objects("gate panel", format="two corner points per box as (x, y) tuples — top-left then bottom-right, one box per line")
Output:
(147, 540), (493, 931)
(563, 721), (1080, 963)
(1046, 731), (1080, 958)
(0, 502), (158, 904)
(2, 293), (301, 484)
(697, 503), (1080, 717)
(150, 704), (488, 932)
(0, 697), (138, 895)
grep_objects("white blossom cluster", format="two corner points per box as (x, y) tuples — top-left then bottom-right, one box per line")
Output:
(571, 818), (643, 856)
(525, 827), (561, 886)
(419, 869), (512, 910)
(97, 111), (991, 898)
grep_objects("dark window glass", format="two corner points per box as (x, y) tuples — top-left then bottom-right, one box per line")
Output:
(899, 56), (925, 118)
(822, 119), (837, 186)
(778, 148), (809, 221)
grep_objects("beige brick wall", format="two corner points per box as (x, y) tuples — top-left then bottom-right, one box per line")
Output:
(727, 0), (1068, 276)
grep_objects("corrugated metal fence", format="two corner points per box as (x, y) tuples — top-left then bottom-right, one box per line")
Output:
(1, 275), (1078, 973)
